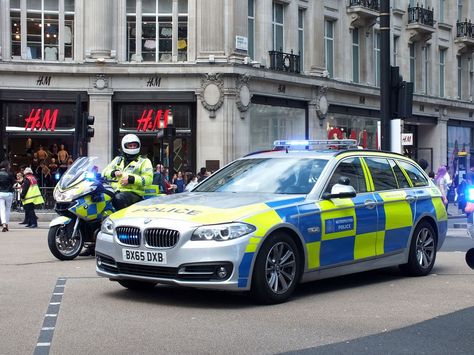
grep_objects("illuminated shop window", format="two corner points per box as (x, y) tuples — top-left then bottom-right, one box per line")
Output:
(126, 0), (188, 62)
(10, 0), (75, 61)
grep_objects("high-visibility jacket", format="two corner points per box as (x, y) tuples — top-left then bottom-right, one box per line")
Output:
(21, 175), (45, 205)
(102, 155), (154, 196)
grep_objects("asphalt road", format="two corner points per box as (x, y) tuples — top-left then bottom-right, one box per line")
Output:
(0, 222), (473, 355)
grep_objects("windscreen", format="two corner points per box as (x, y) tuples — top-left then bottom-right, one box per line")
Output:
(58, 156), (99, 190)
(194, 157), (328, 194)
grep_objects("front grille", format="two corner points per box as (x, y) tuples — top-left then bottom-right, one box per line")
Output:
(116, 262), (178, 279)
(116, 226), (141, 246)
(144, 228), (180, 248)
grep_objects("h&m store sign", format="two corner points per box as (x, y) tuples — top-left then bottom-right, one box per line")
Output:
(18, 108), (172, 133)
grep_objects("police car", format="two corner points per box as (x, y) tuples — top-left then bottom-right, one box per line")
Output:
(95, 140), (448, 304)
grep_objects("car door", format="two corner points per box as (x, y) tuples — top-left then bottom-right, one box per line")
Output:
(364, 157), (415, 256)
(316, 157), (378, 267)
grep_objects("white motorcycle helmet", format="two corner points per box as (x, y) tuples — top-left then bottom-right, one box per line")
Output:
(121, 134), (141, 156)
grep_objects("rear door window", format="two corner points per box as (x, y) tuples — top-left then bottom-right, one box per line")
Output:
(364, 157), (398, 191)
(390, 159), (411, 188)
(397, 161), (429, 187)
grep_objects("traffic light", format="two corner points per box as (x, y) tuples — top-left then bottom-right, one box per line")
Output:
(83, 112), (95, 142)
(390, 66), (414, 119)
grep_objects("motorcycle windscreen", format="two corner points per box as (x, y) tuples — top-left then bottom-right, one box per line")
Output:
(58, 156), (99, 190)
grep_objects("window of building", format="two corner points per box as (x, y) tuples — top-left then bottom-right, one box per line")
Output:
(458, 56), (462, 99)
(352, 28), (360, 83)
(298, 8), (304, 69)
(409, 43), (416, 91)
(439, 0), (445, 22)
(374, 31), (380, 87)
(457, 0), (463, 22)
(439, 48), (446, 97)
(272, 2), (284, 51)
(365, 157), (398, 191)
(126, 0), (188, 62)
(423, 45), (430, 95)
(248, 0), (255, 60)
(11, 0), (75, 61)
(393, 35), (399, 66)
(324, 20), (334, 78)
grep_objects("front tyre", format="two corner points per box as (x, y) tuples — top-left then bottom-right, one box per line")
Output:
(400, 220), (437, 276)
(251, 232), (301, 304)
(48, 223), (84, 261)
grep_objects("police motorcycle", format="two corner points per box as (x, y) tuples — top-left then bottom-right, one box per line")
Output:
(48, 157), (115, 260)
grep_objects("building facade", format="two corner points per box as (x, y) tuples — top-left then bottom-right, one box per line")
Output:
(0, 0), (473, 179)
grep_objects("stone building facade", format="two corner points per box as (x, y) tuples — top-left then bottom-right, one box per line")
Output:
(0, 0), (473, 178)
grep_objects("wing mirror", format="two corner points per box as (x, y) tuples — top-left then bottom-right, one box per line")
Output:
(322, 183), (357, 200)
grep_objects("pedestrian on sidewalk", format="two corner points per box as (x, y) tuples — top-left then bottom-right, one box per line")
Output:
(435, 166), (449, 211)
(0, 160), (15, 232)
(20, 167), (44, 228)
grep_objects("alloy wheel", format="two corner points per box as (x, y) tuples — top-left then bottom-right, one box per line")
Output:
(265, 241), (297, 295)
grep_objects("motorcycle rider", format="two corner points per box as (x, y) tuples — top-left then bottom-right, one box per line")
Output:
(79, 134), (153, 256)
(102, 134), (154, 210)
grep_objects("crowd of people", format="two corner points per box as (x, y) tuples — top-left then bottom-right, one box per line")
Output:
(152, 165), (210, 194)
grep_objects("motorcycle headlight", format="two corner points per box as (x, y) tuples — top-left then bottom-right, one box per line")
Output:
(100, 217), (115, 235)
(54, 185), (96, 202)
(191, 222), (256, 241)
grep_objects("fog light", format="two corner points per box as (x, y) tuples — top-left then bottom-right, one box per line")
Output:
(216, 266), (228, 279)
(97, 258), (102, 266)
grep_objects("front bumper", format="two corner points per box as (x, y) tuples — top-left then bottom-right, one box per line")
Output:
(95, 221), (255, 291)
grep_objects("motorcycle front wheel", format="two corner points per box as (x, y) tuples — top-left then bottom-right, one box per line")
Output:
(48, 221), (84, 260)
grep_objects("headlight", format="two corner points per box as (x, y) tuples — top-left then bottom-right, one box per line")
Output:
(100, 217), (115, 235)
(54, 185), (96, 202)
(191, 222), (256, 241)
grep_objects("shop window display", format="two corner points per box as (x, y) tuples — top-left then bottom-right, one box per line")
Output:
(11, 0), (75, 61)
(326, 115), (378, 150)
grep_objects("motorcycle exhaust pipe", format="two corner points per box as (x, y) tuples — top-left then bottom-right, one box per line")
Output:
(466, 248), (474, 270)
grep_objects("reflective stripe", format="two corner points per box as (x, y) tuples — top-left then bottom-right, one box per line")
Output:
(360, 158), (374, 191)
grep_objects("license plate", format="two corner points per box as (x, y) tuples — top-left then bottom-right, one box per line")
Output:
(122, 248), (167, 265)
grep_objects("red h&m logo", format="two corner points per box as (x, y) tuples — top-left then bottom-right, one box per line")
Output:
(136, 109), (170, 132)
(24, 108), (58, 131)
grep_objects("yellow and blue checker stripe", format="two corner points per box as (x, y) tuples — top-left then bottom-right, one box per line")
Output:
(70, 194), (114, 222)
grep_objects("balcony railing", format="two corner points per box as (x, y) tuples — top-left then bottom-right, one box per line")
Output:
(348, 0), (380, 12)
(457, 20), (474, 39)
(269, 50), (300, 74)
(408, 5), (434, 27)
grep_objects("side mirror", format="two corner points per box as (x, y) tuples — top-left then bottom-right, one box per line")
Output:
(322, 184), (357, 200)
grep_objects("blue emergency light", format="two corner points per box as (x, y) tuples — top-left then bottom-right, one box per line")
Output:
(85, 172), (96, 181)
(467, 187), (474, 202)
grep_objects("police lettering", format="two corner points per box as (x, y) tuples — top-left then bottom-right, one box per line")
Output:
(135, 207), (201, 215)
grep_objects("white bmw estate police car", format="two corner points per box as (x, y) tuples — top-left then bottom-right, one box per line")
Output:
(96, 140), (447, 303)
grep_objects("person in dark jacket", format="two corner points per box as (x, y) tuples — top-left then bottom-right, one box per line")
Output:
(20, 167), (44, 228)
(0, 160), (15, 232)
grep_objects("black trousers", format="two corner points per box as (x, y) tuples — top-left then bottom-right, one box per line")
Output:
(23, 203), (38, 226)
(112, 191), (142, 211)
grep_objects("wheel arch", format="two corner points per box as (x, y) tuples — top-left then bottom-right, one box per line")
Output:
(249, 224), (307, 287)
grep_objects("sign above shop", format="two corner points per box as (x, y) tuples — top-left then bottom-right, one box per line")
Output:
(401, 133), (413, 146)
(24, 108), (58, 131)
(136, 109), (171, 132)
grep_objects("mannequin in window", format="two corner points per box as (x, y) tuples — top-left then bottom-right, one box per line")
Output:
(36, 145), (48, 162)
(25, 138), (33, 157)
(58, 144), (69, 166)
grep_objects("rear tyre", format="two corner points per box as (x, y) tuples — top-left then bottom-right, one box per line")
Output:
(117, 280), (157, 291)
(251, 232), (301, 304)
(48, 222), (84, 261)
(400, 220), (437, 276)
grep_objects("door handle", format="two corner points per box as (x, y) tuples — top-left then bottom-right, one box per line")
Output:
(364, 199), (377, 209)
(406, 195), (416, 204)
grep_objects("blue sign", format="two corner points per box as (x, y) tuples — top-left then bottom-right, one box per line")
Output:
(325, 216), (354, 234)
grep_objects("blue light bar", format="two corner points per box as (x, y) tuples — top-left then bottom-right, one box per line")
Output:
(273, 139), (359, 150)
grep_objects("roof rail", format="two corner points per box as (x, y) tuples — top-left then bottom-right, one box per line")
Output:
(273, 139), (359, 151)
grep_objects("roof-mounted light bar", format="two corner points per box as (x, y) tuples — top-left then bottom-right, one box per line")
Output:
(273, 139), (359, 150)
